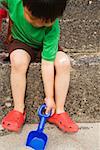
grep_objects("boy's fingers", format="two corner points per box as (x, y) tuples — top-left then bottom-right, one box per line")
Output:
(45, 107), (51, 114)
(46, 107), (55, 116)
(51, 108), (55, 115)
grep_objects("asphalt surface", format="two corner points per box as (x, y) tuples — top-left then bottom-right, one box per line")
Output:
(0, 123), (100, 150)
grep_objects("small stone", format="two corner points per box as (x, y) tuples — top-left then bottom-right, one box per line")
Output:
(94, 31), (97, 35)
(89, 1), (92, 4)
(5, 102), (11, 107)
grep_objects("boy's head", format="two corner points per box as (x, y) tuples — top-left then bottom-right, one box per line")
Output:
(23, 0), (68, 27)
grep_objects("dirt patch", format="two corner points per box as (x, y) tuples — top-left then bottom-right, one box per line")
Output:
(60, 0), (100, 52)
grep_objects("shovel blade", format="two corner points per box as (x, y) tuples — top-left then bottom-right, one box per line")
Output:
(26, 131), (48, 150)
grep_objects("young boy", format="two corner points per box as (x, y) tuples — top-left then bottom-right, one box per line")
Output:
(0, 0), (79, 133)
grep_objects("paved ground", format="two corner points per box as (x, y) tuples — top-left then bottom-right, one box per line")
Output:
(0, 123), (100, 150)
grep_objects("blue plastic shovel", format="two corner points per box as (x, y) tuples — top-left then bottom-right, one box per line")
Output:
(26, 104), (51, 150)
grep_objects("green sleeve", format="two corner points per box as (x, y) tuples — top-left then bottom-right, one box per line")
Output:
(42, 19), (60, 62)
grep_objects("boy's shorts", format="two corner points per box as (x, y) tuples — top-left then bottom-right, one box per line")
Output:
(8, 39), (63, 62)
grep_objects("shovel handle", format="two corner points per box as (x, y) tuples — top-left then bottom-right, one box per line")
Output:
(37, 104), (51, 132)
(38, 103), (51, 119)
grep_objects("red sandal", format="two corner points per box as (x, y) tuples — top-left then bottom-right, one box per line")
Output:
(48, 112), (79, 133)
(1, 110), (26, 132)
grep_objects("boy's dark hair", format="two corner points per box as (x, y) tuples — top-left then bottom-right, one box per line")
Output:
(23, 0), (67, 21)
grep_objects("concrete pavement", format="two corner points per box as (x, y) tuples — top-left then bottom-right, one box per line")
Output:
(0, 123), (100, 150)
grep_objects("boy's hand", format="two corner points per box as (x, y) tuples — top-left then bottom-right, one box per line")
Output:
(45, 98), (56, 115)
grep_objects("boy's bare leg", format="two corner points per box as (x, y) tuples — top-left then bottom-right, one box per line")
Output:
(54, 51), (70, 114)
(48, 51), (79, 132)
(10, 50), (31, 113)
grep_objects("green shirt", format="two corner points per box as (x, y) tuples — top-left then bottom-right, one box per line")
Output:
(0, 0), (60, 61)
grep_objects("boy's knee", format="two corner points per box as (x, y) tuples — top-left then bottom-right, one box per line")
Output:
(10, 51), (29, 72)
(55, 51), (70, 70)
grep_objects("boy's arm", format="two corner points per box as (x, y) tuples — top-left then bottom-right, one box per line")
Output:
(41, 60), (54, 98)
(41, 19), (60, 114)
(41, 59), (56, 114)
